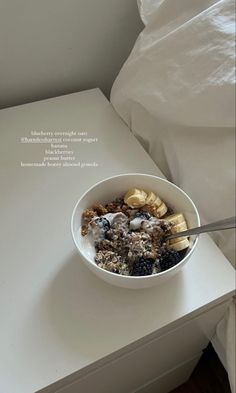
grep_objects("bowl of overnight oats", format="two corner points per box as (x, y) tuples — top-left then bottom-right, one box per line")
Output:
(71, 174), (200, 289)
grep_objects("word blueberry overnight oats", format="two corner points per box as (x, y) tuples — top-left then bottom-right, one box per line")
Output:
(81, 188), (190, 276)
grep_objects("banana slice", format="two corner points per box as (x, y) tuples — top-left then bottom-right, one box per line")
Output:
(154, 202), (168, 218)
(125, 195), (146, 208)
(152, 195), (163, 208)
(170, 238), (190, 251)
(145, 191), (158, 206)
(170, 221), (187, 234)
(124, 188), (147, 208)
(124, 188), (140, 201)
(165, 213), (186, 226)
(169, 236), (188, 244)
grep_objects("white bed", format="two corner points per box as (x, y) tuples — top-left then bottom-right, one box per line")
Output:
(110, 0), (235, 391)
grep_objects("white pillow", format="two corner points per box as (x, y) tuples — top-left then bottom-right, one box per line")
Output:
(111, 0), (235, 267)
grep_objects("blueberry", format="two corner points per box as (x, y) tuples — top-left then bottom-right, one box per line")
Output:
(135, 211), (151, 220)
(94, 217), (110, 231)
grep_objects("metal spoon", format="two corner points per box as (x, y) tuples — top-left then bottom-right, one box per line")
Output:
(166, 216), (236, 240)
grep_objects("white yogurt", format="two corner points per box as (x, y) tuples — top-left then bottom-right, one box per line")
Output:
(103, 212), (128, 227)
(129, 217), (144, 230)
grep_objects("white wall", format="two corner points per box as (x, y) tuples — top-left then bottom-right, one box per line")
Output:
(0, 0), (143, 108)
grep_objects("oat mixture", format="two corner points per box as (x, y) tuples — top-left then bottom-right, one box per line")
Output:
(81, 188), (190, 276)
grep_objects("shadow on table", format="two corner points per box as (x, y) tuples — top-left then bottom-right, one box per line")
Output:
(43, 252), (185, 359)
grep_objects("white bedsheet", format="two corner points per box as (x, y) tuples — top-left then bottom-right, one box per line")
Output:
(111, 0), (235, 391)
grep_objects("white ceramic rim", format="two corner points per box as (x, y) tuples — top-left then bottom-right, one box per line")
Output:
(71, 173), (200, 280)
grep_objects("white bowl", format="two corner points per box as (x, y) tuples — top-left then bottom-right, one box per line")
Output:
(71, 174), (200, 289)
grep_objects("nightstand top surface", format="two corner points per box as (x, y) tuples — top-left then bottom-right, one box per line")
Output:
(0, 89), (235, 393)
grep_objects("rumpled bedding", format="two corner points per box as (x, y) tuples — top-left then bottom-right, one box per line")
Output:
(110, 0), (235, 391)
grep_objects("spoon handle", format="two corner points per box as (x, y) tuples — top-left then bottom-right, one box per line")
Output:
(166, 216), (236, 240)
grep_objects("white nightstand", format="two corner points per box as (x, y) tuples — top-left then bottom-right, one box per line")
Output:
(0, 89), (235, 393)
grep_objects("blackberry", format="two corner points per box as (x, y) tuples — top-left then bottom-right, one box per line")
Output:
(159, 248), (181, 271)
(131, 258), (154, 276)
(178, 249), (188, 260)
(94, 217), (110, 231)
(135, 211), (151, 220)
